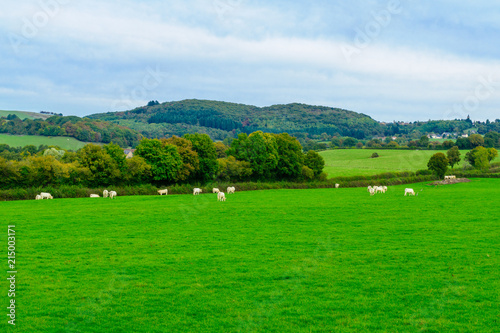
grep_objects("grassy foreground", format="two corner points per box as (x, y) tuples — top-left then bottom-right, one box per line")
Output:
(1, 179), (499, 332)
(320, 149), (472, 177)
(0, 134), (87, 150)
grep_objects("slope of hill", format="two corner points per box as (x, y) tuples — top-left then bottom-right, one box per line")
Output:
(0, 133), (88, 150)
(0, 110), (52, 120)
(88, 99), (385, 140)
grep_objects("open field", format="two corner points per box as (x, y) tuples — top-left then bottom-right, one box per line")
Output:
(0, 110), (51, 120)
(320, 149), (475, 177)
(2, 179), (499, 332)
(0, 134), (87, 150)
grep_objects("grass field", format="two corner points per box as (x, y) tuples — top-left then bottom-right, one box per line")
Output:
(2, 179), (499, 332)
(0, 134), (87, 150)
(320, 149), (474, 177)
(0, 110), (50, 120)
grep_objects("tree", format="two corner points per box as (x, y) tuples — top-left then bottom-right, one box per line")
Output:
(77, 144), (121, 186)
(304, 150), (325, 178)
(446, 146), (461, 168)
(342, 137), (357, 148)
(484, 131), (500, 148)
(163, 136), (200, 182)
(468, 134), (484, 148)
(135, 139), (182, 183)
(216, 156), (252, 181)
(464, 146), (496, 171)
(427, 152), (449, 179)
(418, 135), (430, 148)
(183, 133), (218, 182)
(274, 133), (303, 180)
(214, 141), (228, 158)
(455, 137), (471, 150)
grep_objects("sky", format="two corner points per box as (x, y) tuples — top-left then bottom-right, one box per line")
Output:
(1, 0), (500, 122)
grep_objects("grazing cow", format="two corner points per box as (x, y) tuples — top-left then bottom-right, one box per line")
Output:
(335, 184), (340, 188)
(103, 190), (109, 198)
(109, 191), (117, 199)
(217, 192), (226, 201)
(212, 188), (220, 194)
(382, 186), (387, 193)
(367, 186), (373, 192)
(193, 188), (202, 195)
(227, 186), (235, 194)
(35, 195), (42, 200)
(404, 188), (415, 196)
(40, 192), (53, 199)
(158, 189), (168, 195)
(90, 194), (100, 198)
(369, 188), (376, 196)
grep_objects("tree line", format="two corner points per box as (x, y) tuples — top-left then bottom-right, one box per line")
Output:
(0, 114), (142, 147)
(0, 131), (326, 190)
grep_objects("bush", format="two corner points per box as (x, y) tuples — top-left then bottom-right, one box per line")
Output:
(371, 152), (379, 158)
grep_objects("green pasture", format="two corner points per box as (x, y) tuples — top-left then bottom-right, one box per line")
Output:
(0, 134), (87, 151)
(320, 149), (474, 177)
(0, 110), (50, 120)
(2, 179), (499, 332)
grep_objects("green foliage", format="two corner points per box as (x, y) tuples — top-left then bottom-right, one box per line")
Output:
(342, 136), (357, 147)
(427, 152), (449, 179)
(468, 133), (484, 148)
(304, 150), (325, 178)
(216, 156), (252, 181)
(134, 138), (182, 183)
(163, 136), (200, 182)
(183, 133), (218, 182)
(77, 144), (121, 186)
(446, 146), (461, 168)
(274, 133), (303, 180)
(371, 152), (379, 158)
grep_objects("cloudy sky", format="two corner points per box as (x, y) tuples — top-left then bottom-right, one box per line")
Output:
(1, 0), (500, 122)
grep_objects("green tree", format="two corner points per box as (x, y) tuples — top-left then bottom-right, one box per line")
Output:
(427, 152), (449, 179)
(304, 150), (325, 178)
(163, 136), (200, 182)
(216, 156), (252, 181)
(464, 146), (496, 171)
(183, 133), (218, 182)
(468, 134), (484, 148)
(342, 137), (357, 147)
(104, 143), (127, 174)
(135, 139), (182, 183)
(274, 133), (303, 180)
(214, 141), (228, 158)
(124, 156), (152, 185)
(77, 144), (121, 186)
(418, 135), (430, 148)
(446, 146), (461, 168)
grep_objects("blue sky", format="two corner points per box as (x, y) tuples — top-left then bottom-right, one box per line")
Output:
(1, 0), (500, 122)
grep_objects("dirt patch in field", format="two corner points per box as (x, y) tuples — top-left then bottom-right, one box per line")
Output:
(431, 178), (471, 185)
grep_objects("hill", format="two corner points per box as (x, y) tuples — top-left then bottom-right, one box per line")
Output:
(0, 133), (88, 150)
(88, 99), (385, 140)
(0, 109), (52, 120)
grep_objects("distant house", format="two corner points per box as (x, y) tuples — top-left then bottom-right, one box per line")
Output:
(123, 149), (136, 159)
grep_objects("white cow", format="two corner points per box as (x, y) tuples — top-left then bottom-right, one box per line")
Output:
(158, 189), (168, 195)
(445, 175), (456, 180)
(367, 186), (373, 192)
(212, 188), (220, 194)
(109, 191), (117, 199)
(193, 188), (202, 195)
(227, 186), (235, 194)
(368, 188), (376, 196)
(404, 188), (415, 196)
(217, 192), (226, 201)
(335, 184), (340, 188)
(90, 194), (100, 198)
(103, 190), (109, 198)
(35, 194), (42, 200)
(40, 192), (53, 199)
(382, 186), (387, 193)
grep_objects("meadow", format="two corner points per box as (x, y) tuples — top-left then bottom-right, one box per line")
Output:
(0, 134), (87, 151)
(320, 149), (472, 177)
(2, 179), (499, 332)
(0, 110), (50, 120)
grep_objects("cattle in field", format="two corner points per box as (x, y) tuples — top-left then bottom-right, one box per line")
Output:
(335, 184), (340, 188)
(367, 186), (373, 192)
(193, 188), (202, 195)
(368, 188), (376, 196)
(445, 175), (456, 180)
(217, 192), (226, 201)
(404, 188), (415, 196)
(40, 192), (53, 199)
(227, 187), (235, 194)
(35, 195), (42, 200)
(90, 194), (100, 198)
(212, 188), (220, 194)
(103, 190), (109, 198)
(109, 191), (117, 199)
(158, 189), (168, 195)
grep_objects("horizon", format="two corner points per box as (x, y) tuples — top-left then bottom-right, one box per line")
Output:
(1, 1), (500, 122)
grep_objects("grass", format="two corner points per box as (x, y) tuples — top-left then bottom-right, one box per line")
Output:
(320, 149), (476, 177)
(0, 134), (87, 150)
(1, 179), (499, 332)
(0, 110), (50, 120)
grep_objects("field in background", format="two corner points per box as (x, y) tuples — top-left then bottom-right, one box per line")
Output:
(320, 149), (472, 177)
(0, 134), (87, 150)
(2, 179), (499, 332)
(0, 110), (51, 120)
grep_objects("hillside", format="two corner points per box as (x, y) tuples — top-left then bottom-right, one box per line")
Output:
(88, 99), (385, 140)
(0, 110), (52, 120)
(0, 133), (88, 150)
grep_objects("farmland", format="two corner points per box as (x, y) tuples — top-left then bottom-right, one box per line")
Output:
(0, 134), (88, 150)
(320, 149), (474, 177)
(0, 110), (51, 120)
(2, 179), (499, 332)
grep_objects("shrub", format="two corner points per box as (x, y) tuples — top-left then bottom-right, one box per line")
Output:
(371, 152), (379, 158)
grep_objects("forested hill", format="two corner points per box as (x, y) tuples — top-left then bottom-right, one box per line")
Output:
(88, 99), (385, 140)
